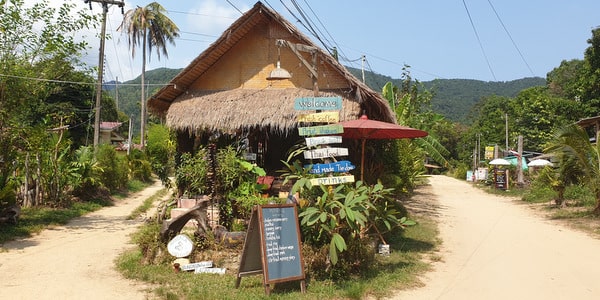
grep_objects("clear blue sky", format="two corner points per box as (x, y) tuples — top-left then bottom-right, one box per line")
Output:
(76, 0), (600, 83)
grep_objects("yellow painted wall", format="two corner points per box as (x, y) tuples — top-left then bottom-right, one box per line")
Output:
(189, 21), (351, 91)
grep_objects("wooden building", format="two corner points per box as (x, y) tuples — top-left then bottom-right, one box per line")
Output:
(148, 2), (395, 172)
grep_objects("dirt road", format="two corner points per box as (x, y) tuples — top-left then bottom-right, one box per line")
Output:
(0, 181), (166, 300)
(392, 175), (600, 300)
(2, 176), (600, 299)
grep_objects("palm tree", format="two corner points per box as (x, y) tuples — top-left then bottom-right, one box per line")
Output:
(545, 123), (600, 214)
(118, 2), (179, 150)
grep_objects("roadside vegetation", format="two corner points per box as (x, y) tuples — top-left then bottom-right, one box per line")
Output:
(2, 1), (600, 299)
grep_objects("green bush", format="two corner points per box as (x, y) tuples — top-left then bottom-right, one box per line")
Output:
(175, 148), (210, 197)
(96, 144), (128, 192)
(298, 181), (402, 273)
(564, 184), (595, 206)
(131, 222), (170, 265)
(127, 149), (153, 182)
(146, 124), (175, 187)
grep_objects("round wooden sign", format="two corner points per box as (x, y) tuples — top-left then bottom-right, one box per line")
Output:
(167, 234), (194, 258)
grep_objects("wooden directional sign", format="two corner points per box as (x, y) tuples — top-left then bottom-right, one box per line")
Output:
(309, 175), (355, 186)
(298, 124), (343, 136)
(294, 96), (342, 110)
(297, 111), (339, 123)
(306, 161), (355, 174)
(305, 135), (342, 148)
(303, 147), (348, 159)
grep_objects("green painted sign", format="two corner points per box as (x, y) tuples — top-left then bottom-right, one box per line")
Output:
(298, 124), (343, 136)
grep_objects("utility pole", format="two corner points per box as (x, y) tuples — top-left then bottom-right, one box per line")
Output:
(505, 113), (509, 152)
(361, 55), (366, 83)
(86, 0), (125, 148)
(115, 76), (119, 111)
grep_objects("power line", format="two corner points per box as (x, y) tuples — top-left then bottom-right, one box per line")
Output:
(487, 0), (535, 77)
(0, 73), (172, 86)
(224, 0), (244, 15)
(462, 0), (497, 81)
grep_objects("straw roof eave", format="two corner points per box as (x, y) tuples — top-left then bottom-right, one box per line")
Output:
(165, 88), (366, 135)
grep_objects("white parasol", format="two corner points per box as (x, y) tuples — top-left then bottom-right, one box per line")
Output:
(528, 159), (553, 167)
(489, 158), (511, 166)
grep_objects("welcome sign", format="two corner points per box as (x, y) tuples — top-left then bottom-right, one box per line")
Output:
(294, 97), (342, 110)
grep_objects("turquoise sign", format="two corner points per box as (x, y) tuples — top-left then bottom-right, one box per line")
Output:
(294, 97), (342, 110)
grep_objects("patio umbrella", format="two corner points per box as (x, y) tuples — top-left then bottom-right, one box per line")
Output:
(489, 158), (511, 166)
(337, 115), (428, 181)
(528, 159), (553, 167)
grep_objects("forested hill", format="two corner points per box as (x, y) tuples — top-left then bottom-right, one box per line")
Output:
(112, 67), (545, 125)
(345, 67), (546, 123)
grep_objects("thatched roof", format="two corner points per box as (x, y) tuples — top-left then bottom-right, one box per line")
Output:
(148, 1), (394, 135)
(167, 88), (362, 135)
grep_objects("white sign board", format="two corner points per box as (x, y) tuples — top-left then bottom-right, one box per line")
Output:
(303, 147), (348, 159)
(305, 136), (342, 148)
(309, 175), (355, 186)
(167, 234), (194, 258)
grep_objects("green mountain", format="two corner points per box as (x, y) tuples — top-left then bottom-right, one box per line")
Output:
(111, 67), (546, 132)
(345, 67), (546, 123)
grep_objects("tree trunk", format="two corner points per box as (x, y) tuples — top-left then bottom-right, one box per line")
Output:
(23, 153), (31, 207)
(36, 153), (42, 206)
(593, 194), (600, 216)
(139, 31), (147, 150)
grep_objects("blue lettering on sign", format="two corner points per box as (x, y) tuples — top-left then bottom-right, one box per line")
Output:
(294, 97), (343, 110)
(305, 161), (356, 174)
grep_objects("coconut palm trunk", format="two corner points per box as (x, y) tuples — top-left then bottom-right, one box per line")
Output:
(118, 2), (179, 150)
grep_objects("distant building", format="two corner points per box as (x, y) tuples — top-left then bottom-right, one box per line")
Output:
(99, 121), (125, 145)
(576, 115), (600, 143)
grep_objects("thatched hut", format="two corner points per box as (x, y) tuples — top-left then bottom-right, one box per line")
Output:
(148, 2), (395, 173)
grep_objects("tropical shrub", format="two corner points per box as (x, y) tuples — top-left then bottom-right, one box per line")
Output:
(215, 146), (267, 229)
(127, 149), (153, 183)
(95, 144), (128, 192)
(146, 124), (175, 187)
(175, 148), (210, 197)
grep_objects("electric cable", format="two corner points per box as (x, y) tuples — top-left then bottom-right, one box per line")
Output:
(462, 0), (497, 81)
(487, 0), (535, 76)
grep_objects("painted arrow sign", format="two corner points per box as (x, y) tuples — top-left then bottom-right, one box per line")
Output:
(297, 111), (339, 123)
(298, 124), (343, 136)
(305, 135), (343, 148)
(309, 175), (355, 186)
(294, 96), (342, 110)
(303, 147), (348, 159)
(305, 161), (356, 174)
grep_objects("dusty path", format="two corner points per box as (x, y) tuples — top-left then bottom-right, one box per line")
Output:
(392, 175), (600, 300)
(0, 181), (167, 300)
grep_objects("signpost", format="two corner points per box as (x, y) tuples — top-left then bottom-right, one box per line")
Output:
(298, 124), (343, 136)
(236, 204), (306, 295)
(309, 175), (355, 186)
(297, 111), (339, 123)
(293, 95), (358, 188)
(306, 161), (355, 174)
(305, 135), (342, 147)
(294, 96), (342, 110)
(303, 147), (348, 159)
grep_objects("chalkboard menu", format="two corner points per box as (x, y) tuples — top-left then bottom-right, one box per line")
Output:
(236, 204), (306, 295)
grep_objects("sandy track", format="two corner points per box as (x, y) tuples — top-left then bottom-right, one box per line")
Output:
(3, 176), (600, 299)
(0, 181), (166, 300)
(391, 175), (600, 300)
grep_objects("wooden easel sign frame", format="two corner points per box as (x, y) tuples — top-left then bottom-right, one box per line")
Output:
(236, 204), (306, 295)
